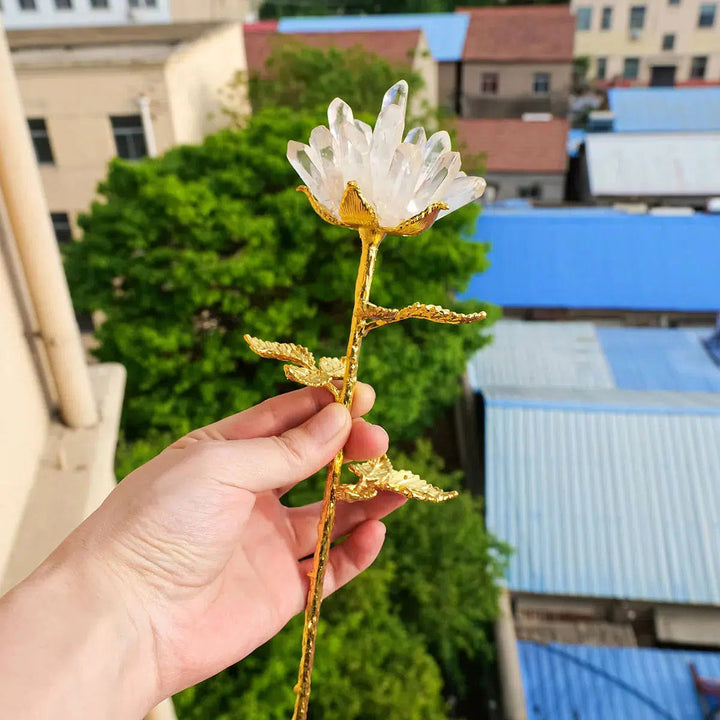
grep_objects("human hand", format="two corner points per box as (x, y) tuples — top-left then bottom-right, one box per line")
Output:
(57, 384), (399, 711)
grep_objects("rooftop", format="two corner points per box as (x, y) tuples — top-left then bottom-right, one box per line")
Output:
(608, 87), (720, 133)
(460, 5), (574, 62)
(458, 118), (568, 174)
(484, 386), (720, 604)
(462, 208), (720, 312)
(585, 132), (720, 198)
(277, 13), (468, 62)
(467, 321), (720, 393)
(244, 28), (421, 73)
(519, 641), (720, 719)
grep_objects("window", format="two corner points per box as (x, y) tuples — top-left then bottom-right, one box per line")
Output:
(662, 33), (675, 50)
(90, 0), (108, 6)
(519, 184), (542, 200)
(699, 3), (716, 26)
(481, 72), (498, 94)
(51, 213), (72, 244)
(129, 0), (157, 7)
(54, 0), (72, 8)
(27, 118), (54, 164)
(629, 5), (646, 30)
(597, 57), (607, 80)
(18, 0), (36, 9)
(533, 72), (551, 94)
(110, 115), (147, 160)
(623, 57), (640, 79)
(601, 6), (613, 29)
(576, 6), (592, 30)
(669, 0), (680, 4)
(691, 55), (707, 79)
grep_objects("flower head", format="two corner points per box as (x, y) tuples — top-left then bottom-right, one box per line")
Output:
(287, 80), (486, 236)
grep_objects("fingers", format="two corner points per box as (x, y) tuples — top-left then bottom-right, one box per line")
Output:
(187, 384), (376, 442)
(219, 403), (352, 493)
(297, 520), (386, 599)
(343, 418), (389, 464)
(289, 491), (405, 559)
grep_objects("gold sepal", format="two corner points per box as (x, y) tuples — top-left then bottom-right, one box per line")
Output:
(244, 334), (315, 367)
(339, 181), (379, 228)
(296, 186), (343, 227)
(386, 202), (448, 237)
(346, 454), (458, 504)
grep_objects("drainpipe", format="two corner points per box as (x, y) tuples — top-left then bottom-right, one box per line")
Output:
(137, 94), (158, 157)
(495, 589), (527, 720)
(0, 19), (98, 428)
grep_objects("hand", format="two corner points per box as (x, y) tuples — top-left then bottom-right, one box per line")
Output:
(59, 384), (399, 710)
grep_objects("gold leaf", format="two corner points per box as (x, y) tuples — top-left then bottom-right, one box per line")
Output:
(318, 356), (346, 378)
(339, 181), (378, 228)
(284, 364), (339, 399)
(336, 482), (378, 503)
(386, 201), (448, 237)
(244, 334), (315, 368)
(348, 454), (458, 504)
(296, 186), (343, 227)
(363, 302), (398, 322)
(396, 302), (486, 325)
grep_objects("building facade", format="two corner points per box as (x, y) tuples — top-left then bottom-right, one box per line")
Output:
(571, 0), (720, 86)
(8, 21), (249, 235)
(0, 0), (256, 30)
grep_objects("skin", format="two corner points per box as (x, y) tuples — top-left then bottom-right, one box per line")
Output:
(0, 384), (401, 719)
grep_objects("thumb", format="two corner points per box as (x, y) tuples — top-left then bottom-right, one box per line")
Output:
(227, 402), (351, 493)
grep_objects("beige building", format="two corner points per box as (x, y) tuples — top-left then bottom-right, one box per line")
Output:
(7, 21), (250, 237)
(571, 0), (720, 85)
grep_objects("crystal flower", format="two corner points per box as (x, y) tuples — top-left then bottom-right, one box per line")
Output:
(287, 80), (486, 237)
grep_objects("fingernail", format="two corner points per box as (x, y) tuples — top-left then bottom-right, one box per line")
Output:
(311, 403), (350, 443)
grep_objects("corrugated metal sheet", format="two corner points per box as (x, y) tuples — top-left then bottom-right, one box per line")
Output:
(278, 13), (469, 61)
(608, 87), (720, 133)
(519, 641), (720, 720)
(485, 388), (720, 603)
(463, 208), (720, 311)
(598, 326), (720, 392)
(467, 320), (614, 391)
(585, 132), (720, 197)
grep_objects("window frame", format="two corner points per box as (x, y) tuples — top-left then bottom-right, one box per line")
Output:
(623, 57), (640, 80)
(662, 33), (675, 50)
(53, 0), (72, 8)
(690, 55), (708, 79)
(110, 115), (148, 161)
(576, 6), (592, 31)
(90, 0), (109, 7)
(50, 212), (73, 245)
(629, 5), (646, 30)
(699, 3), (716, 27)
(27, 118), (54, 165)
(601, 6), (613, 30)
(596, 57), (608, 80)
(18, 0), (37, 10)
(532, 72), (551, 95)
(481, 72), (499, 95)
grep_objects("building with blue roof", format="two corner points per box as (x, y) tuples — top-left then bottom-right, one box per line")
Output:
(608, 87), (720, 134)
(462, 207), (720, 317)
(278, 13), (469, 62)
(519, 642), (720, 720)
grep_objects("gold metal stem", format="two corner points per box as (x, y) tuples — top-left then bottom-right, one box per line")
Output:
(292, 227), (384, 720)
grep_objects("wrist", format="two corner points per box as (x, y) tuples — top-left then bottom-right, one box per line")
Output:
(0, 545), (159, 719)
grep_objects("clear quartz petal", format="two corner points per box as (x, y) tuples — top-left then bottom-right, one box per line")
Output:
(410, 151), (461, 214)
(327, 98), (354, 140)
(404, 127), (427, 148)
(369, 104), (405, 207)
(376, 143), (423, 227)
(287, 140), (329, 206)
(309, 125), (343, 213)
(423, 130), (452, 167)
(437, 175), (487, 218)
(353, 119), (373, 146)
(381, 80), (409, 117)
(338, 121), (373, 198)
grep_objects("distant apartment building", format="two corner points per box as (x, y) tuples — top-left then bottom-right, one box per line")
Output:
(571, 0), (720, 86)
(244, 24), (437, 117)
(7, 21), (250, 236)
(1, 0), (258, 30)
(456, 5), (575, 118)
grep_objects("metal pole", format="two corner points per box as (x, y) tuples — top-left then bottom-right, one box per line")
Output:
(495, 589), (527, 720)
(0, 18), (98, 428)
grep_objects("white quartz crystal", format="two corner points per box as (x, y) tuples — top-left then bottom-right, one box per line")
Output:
(288, 80), (486, 228)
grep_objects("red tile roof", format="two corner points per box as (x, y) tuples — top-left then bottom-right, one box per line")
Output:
(244, 29), (421, 74)
(457, 118), (568, 174)
(460, 5), (574, 62)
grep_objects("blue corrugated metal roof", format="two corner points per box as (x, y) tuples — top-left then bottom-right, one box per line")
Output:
(519, 642), (720, 720)
(277, 13), (469, 61)
(598, 327), (720, 392)
(608, 87), (720, 133)
(462, 209), (720, 312)
(485, 387), (720, 603)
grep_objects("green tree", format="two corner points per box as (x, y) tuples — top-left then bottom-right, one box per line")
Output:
(65, 107), (492, 443)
